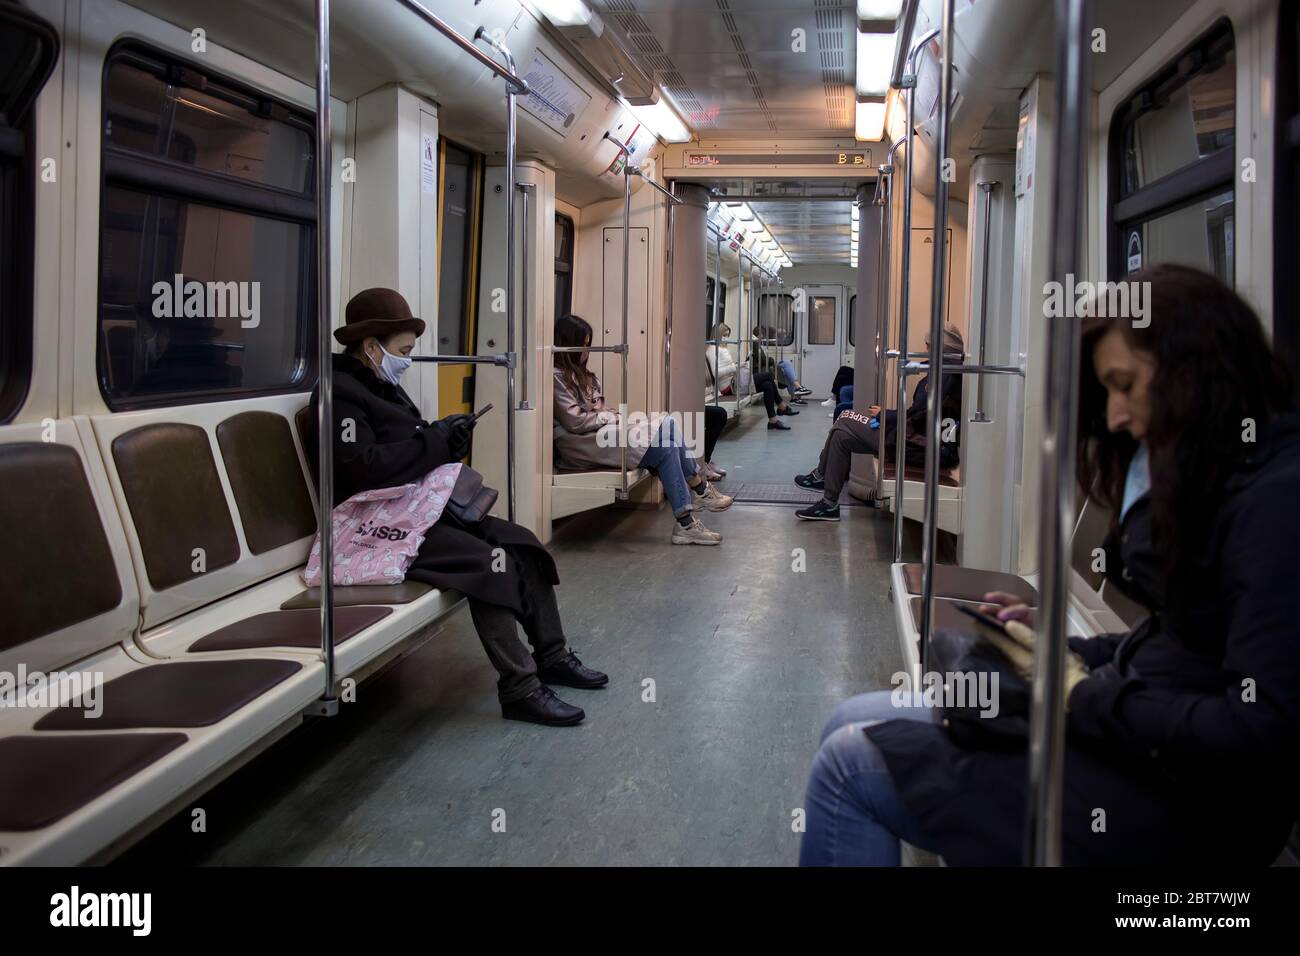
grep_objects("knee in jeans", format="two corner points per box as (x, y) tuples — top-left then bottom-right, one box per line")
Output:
(815, 723), (886, 778)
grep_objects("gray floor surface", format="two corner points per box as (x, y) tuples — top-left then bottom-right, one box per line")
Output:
(119, 410), (904, 867)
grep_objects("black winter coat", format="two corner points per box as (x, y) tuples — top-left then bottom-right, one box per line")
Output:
(867, 410), (1300, 865)
(307, 353), (557, 614)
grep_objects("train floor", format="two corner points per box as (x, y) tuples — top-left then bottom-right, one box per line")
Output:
(119, 424), (902, 866)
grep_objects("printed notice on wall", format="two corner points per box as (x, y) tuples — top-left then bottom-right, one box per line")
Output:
(421, 134), (436, 194)
(520, 50), (589, 134)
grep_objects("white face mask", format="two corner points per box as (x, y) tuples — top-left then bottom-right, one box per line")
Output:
(369, 342), (412, 385)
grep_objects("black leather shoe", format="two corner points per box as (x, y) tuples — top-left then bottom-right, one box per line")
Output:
(768, 419), (791, 430)
(536, 650), (609, 689)
(501, 685), (585, 726)
(778, 406), (799, 415)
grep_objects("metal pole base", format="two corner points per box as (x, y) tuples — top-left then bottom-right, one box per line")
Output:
(303, 696), (340, 718)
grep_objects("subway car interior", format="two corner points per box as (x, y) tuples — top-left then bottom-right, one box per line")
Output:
(1, 0), (1299, 875)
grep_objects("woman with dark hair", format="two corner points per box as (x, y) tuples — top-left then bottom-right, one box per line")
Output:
(310, 289), (607, 728)
(552, 313), (732, 545)
(800, 265), (1300, 865)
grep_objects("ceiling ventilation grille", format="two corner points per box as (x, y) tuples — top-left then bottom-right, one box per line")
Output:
(595, 0), (714, 128)
(813, 0), (851, 129)
(715, 0), (777, 132)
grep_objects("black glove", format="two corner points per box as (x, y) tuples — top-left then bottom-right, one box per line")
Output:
(440, 414), (474, 461)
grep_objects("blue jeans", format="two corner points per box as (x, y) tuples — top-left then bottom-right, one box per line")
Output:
(798, 690), (939, 866)
(637, 416), (699, 516)
(833, 384), (854, 421)
(778, 359), (799, 391)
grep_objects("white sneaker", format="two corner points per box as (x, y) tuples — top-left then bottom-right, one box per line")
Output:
(821, 397), (835, 407)
(671, 516), (722, 545)
(704, 461), (727, 480)
(693, 481), (734, 511)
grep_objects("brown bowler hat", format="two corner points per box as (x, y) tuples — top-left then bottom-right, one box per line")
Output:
(333, 287), (427, 345)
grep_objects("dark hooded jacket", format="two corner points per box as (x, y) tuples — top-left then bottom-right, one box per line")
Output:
(307, 353), (557, 613)
(866, 410), (1300, 865)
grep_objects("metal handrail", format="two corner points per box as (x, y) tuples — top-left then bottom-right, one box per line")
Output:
(902, 361), (1024, 377)
(411, 354), (514, 366)
(917, 0), (955, 677)
(711, 222), (722, 410)
(704, 221), (779, 278)
(552, 345), (626, 354)
(310, 0), (337, 717)
(630, 167), (683, 205)
(973, 181), (997, 421)
(516, 182), (535, 411)
(1027, 0), (1094, 869)
(663, 182), (678, 417)
(889, 0), (923, 89)
(603, 132), (633, 499)
(891, 24), (943, 562)
(401, 1), (568, 117)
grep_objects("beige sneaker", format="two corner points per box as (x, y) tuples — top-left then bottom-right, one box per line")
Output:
(671, 516), (722, 545)
(692, 481), (734, 511)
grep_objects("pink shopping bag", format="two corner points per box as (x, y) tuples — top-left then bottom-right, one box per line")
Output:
(303, 462), (461, 586)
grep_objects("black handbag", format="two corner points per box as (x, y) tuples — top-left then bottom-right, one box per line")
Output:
(926, 627), (1032, 750)
(445, 466), (498, 524)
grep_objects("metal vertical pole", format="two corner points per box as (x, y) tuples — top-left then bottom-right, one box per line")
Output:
(311, 0), (337, 715)
(621, 165), (631, 496)
(516, 182), (534, 411)
(712, 227), (722, 408)
(973, 181), (996, 421)
(476, 27), (522, 522)
(917, 0), (955, 672)
(664, 184), (676, 414)
(892, 27), (940, 563)
(873, 180), (891, 411)
(505, 87), (518, 522)
(1027, 0), (1092, 868)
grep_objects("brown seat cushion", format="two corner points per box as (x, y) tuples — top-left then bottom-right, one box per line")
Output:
(280, 582), (433, 610)
(216, 411), (316, 555)
(188, 606), (392, 652)
(0, 733), (187, 831)
(882, 463), (960, 487)
(0, 443), (123, 652)
(33, 659), (303, 730)
(111, 422), (240, 590)
(901, 563), (1039, 605)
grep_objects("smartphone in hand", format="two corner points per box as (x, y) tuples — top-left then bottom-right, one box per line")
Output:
(954, 603), (1011, 636)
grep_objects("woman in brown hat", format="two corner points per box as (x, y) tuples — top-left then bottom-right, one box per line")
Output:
(308, 288), (607, 727)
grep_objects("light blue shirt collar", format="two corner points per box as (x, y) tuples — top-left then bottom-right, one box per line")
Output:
(1121, 445), (1150, 519)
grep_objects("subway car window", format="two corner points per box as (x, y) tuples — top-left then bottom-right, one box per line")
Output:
(97, 43), (316, 409)
(0, 5), (57, 422)
(555, 212), (573, 319)
(759, 292), (794, 345)
(704, 275), (726, 334)
(1277, 0), (1300, 402)
(848, 294), (856, 347)
(1109, 21), (1235, 283)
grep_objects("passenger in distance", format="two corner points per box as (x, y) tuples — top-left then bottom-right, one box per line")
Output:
(793, 325), (964, 521)
(553, 313), (731, 545)
(309, 288), (607, 728)
(799, 266), (1300, 865)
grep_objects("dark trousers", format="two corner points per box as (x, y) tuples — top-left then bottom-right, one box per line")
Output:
(703, 404), (727, 461)
(754, 371), (781, 417)
(466, 544), (569, 703)
(830, 365), (855, 398)
(816, 410), (897, 503)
